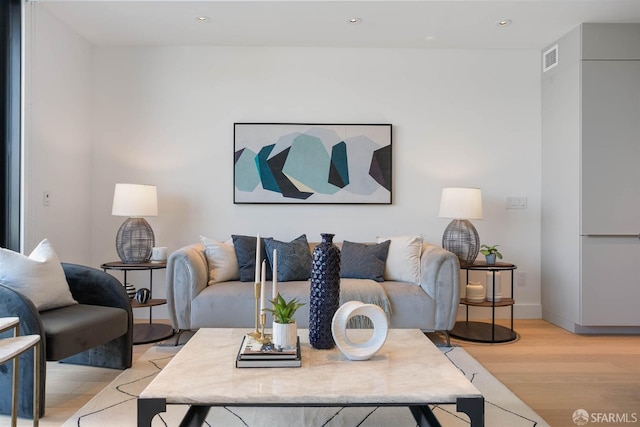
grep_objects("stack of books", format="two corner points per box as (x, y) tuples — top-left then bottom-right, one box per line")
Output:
(236, 335), (302, 368)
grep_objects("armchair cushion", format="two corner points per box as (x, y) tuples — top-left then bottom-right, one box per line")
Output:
(0, 239), (77, 311)
(40, 304), (128, 361)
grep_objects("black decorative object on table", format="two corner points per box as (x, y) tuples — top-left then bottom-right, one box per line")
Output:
(135, 288), (151, 304)
(309, 233), (341, 349)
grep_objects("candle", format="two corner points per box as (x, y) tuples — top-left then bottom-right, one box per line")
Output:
(272, 249), (278, 299)
(255, 233), (261, 284)
(260, 260), (266, 312)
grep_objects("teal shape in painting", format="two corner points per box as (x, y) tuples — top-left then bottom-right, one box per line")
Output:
(256, 144), (280, 192)
(329, 141), (349, 188)
(283, 134), (340, 195)
(234, 148), (260, 192)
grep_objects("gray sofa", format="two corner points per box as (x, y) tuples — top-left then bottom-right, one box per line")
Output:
(166, 239), (460, 342)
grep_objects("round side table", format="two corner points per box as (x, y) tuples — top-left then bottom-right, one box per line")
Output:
(101, 261), (174, 345)
(450, 261), (518, 343)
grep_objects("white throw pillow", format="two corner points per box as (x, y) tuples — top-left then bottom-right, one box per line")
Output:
(200, 236), (240, 285)
(0, 238), (78, 311)
(376, 235), (423, 284)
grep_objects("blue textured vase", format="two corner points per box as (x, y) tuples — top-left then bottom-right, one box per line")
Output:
(309, 233), (341, 349)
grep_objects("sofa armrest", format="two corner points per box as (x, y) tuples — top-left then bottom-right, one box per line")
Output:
(419, 243), (460, 331)
(166, 243), (209, 330)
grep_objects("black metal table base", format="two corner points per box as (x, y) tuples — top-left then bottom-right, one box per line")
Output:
(137, 397), (484, 427)
(450, 321), (517, 343)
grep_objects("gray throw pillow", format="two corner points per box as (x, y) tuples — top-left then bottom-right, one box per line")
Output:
(231, 235), (273, 282)
(264, 234), (312, 281)
(340, 240), (391, 282)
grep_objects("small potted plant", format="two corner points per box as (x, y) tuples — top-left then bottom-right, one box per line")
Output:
(480, 244), (503, 265)
(264, 293), (305, 350)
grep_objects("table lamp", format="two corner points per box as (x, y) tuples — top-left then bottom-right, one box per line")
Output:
(438, 187), (483, 265)
(112, 183), (158, 263)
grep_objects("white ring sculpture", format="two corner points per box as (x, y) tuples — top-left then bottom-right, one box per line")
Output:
(331, 301), (389, 361)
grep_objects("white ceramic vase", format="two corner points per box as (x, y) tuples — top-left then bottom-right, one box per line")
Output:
(331, 301), (388, 361)
(465, 281), (485, 303)
(272, 321), (297, 350)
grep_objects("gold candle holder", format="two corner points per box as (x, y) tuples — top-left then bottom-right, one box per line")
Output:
(257, 313), (269, 343)
(247, 282), (261, 338)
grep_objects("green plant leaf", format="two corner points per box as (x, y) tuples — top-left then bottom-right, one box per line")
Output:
(267, 293), (305, 324)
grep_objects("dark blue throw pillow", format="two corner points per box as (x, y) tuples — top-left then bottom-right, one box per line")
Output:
(340, 240), (391, 282)
(231, 235), (273, 282)
(264, 234), (312, 281)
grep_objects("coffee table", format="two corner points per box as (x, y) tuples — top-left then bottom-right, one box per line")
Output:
(138, 328), (484, 426)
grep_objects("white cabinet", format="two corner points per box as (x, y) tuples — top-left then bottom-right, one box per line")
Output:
(581, 61), (640, 235)
(542, 24), (640, 332)
(581, 237), (640, 326)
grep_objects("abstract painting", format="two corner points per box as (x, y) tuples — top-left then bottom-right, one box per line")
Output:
(234, 123), (392, 204)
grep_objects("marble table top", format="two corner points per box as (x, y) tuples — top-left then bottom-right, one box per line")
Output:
(140, 328), (481, 406)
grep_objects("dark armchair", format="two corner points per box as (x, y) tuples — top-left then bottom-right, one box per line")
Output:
(0, 263), (133, 418)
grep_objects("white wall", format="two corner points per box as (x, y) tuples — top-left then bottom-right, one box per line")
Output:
(23, 4), (93, 262)
(26, 8), (543, 321)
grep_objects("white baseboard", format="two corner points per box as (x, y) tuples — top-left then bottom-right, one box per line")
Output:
(543, 311), (640, 334)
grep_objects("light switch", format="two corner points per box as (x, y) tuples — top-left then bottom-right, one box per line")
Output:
(506, 196), (527, 209)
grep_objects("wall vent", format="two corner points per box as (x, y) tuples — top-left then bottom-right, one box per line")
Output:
(543, 44), (559, 72)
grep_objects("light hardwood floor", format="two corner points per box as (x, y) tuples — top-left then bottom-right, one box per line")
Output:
(463, 319), (640, 427)
(2, 319), (639, 427)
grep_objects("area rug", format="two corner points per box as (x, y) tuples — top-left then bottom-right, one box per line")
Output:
(63, 344), (549, 427)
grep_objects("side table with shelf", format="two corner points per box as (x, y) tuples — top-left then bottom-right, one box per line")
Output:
(450, 261), (518, 343)
(101, 261), (174, 345)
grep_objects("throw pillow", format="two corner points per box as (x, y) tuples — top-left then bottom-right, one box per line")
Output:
(231, 235), (273, 282)
(264, 234), (312, 281)
(0, 238), (78, 311)
(340, 240), (391, 282)
(377, 234), (424, 284)
(200, 236), (240, 285)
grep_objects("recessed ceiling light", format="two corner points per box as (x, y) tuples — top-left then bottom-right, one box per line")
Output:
(195, 16), (209, 23)
(496, 19), (512, 27)
(347, 17), (362, 24)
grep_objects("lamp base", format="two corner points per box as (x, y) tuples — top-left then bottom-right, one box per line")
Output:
(116, 217), (155, 263)
(442, 219), (480, 265)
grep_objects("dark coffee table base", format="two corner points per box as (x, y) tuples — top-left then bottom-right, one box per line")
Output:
(450, 321), (517, 343)
(138, 397), (485, 427)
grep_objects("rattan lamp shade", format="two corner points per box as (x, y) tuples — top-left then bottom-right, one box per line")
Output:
(112, 183), (158, 263)
(439, 188), (483, 265)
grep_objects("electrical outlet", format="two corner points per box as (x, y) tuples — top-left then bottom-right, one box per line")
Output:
(43, 191), (51, 206)
(506, 196), (527, 209)
(518, 271), (526, 286)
